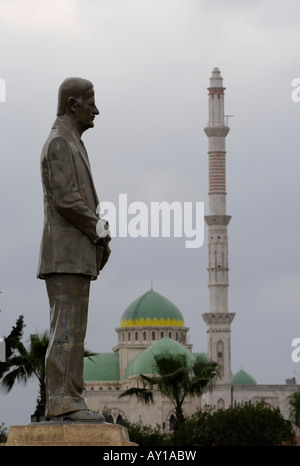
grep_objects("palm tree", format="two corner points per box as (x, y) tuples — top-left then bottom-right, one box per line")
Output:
(1, 331), (49, 416)
(119, 352), (219, 430)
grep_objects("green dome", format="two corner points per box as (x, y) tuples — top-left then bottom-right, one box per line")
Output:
(120, 290), (185, 328)
(124, 337), (194, 379)
(83, 353), (120, 381)
(231, 369), (257, 385)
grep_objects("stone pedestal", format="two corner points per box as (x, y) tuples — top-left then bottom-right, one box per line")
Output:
(5, 423), (137, 446)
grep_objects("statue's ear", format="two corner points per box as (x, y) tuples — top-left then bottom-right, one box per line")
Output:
(67, 96), (78, 113)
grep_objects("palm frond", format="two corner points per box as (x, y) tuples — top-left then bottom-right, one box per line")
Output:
(118, 387), (154, 405)
(84, 349), (98, 360)
(139, 373), (160, 386)
(1, 365), (29, 392)
(154, 352), (191, 375)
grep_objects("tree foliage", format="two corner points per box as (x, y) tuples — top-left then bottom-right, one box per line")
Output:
(122, 420), (171, 447)
(104, 401), (296, 446)
(172, 401), (296, 446)
(0, 422), (8, 443)
(288, 390), (300, 428)
(0, 315), (25, 378)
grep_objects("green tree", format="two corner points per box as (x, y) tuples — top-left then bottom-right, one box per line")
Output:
(288, 390), (300, 428)
(0, 315), (25, 378)
(119, 352), (218, 430)
(173, 401), (296, 446)
(0, 422), (8, 443)
(123, 420), (170, 447)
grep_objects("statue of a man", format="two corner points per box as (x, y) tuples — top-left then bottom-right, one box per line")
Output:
(37, 77), (111, 422)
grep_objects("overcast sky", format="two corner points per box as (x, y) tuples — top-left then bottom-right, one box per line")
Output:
(1, 0), (300, 428)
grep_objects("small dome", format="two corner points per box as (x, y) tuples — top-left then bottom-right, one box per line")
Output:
(83, 353), (120, 381)
(124, 337), (194, 379)
(231, 368), (257, 385)
(120, 289), (184, 328)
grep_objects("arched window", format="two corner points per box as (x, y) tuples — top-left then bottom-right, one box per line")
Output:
(217, 340), (224, 377)
(128, 332), (131, 341)
(135, 331), (138, 341)
(217, 398), (225, 410)
(217, 340), (224, 360)
(160, 331), (164, 339)
(169, 414), (176, 431)
(175, 332), (178, 341)
(143, 331), (146, 340)
(168, 331), (172, 338)
(151, 331), (155, 340)
(116, 414), (125, 426)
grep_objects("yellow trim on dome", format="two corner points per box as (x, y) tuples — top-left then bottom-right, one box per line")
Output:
(120, 317), (185, 327)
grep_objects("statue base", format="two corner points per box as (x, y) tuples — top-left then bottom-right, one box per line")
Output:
(5, 423), (137, 446)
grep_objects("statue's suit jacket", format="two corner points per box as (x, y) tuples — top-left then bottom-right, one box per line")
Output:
(37, 117), (110, 280)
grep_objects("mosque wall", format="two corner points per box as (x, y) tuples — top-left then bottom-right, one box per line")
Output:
(84, 388), (201, 431)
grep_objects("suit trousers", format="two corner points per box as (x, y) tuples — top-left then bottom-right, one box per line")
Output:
(44, 273), (91, 417)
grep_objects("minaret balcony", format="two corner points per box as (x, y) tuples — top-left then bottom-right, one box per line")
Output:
(205, 215), (231, 226)
(202, 312), (235, 326)
(204, 126), (229, 137)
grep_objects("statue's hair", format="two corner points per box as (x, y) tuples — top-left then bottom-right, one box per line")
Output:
(57, 77), (93, 116)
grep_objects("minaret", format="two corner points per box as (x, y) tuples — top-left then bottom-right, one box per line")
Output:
(202, 68), (235, 385)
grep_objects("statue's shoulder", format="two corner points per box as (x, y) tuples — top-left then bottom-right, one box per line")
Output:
(41, 131), (72, 165)
(50, 118), (73, 141)
(41, 118), (77, 162)
(45, 119), (72, 146)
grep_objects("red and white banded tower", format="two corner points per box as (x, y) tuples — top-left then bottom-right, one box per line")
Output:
(202, 68), (235, 384)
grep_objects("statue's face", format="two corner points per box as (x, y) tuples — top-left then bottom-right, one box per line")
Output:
(75, 88), (99, 132)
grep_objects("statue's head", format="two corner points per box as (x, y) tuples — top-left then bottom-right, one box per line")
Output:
(57, 77), (99, 133)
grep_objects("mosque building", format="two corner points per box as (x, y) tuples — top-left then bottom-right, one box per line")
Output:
(83, 68), (299, 430)
(83, 287), (201, 428)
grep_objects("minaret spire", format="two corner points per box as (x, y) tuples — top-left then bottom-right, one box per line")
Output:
(202, 68), (235, 385)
